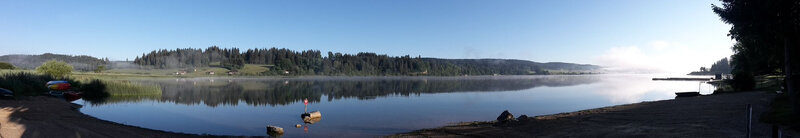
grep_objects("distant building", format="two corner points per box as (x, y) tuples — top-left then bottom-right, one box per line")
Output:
(176, 71), (187, 75)
(228, 71), (238, 75)
(207, 71), (215, 75)
(283, 70), (290, 74)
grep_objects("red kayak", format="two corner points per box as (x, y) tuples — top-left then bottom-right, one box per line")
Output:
(48, 83), (71, 91)
(64, 92), (82, 101)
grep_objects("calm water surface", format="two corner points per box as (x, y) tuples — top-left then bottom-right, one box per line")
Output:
(75, 74), (716, 137)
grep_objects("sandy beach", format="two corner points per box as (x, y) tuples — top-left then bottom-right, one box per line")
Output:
(0, 96), (203, 138)
(393, 91), (795, 137)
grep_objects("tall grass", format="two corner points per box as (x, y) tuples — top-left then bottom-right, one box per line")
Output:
(0, 72), (110, 101)
(81, 79), (109, 102)
(0, 70), (161, 103)
(104, 80), (162, 96)
(80, 80), (161, 104)
(0, 72), (58, 96)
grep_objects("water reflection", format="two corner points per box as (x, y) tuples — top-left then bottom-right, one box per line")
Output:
(592, 74), (716, 104)
(93, 76), (601, 106)
(77, 74), (718, 137)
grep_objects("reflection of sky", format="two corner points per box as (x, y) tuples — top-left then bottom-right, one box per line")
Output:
(77, 74), (716, 137)
(592, 74), (715, 104)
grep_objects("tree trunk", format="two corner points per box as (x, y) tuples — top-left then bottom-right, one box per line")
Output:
(787, 38), (799, 115)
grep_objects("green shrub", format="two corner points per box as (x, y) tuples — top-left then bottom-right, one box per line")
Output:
(0, 62), (14, 69)
(94, 65), (106, 73)
(36, 60), (73, 77)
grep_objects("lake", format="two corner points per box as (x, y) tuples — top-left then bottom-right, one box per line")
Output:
(74, 74), (716, 137)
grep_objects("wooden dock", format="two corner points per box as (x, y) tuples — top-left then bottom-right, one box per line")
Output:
(652, 77), (711, 81)
(675, 91), (701, 97)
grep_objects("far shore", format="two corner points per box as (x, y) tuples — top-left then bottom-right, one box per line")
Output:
(392, 91), (797, 137)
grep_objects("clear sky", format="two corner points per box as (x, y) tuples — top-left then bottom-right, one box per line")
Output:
(0, 0), (733, 73)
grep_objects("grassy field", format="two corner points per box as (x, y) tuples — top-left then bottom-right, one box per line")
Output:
(239, 64), (272, 75)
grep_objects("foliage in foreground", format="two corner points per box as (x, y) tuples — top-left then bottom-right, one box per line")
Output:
(713, 0), (800, 91)
(713, 1), (800, 131)
(0, 72), (110, 101)
(0, 72), (58, 96)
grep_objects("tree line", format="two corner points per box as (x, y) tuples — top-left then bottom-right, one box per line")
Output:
(713, 0), (800, 90)
(713, 0), (800, 116)
(134, 46), (599, 76)
(689, 57), (732, 75)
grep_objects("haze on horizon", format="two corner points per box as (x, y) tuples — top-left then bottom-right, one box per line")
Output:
(0, 0), (732, 74)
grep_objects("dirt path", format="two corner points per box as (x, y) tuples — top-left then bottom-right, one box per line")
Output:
(393, 91), (794, 137)
(0, 96), (204, 138)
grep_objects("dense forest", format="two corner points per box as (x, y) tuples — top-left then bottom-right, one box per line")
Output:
(688, 57), (732, 75)
(134, 46), (600, 76)
(0, 53), (109, 71)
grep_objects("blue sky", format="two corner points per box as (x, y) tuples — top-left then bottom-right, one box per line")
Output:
(0, 0), (732, 73)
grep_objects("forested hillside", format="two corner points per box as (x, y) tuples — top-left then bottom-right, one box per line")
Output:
(134, 46), (600, 76)
(689, 57), (732, 75)
(0, 53), (108, 71)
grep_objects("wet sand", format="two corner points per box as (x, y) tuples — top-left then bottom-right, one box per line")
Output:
(0, 96), (204, 138)
(393, 91), (794, 137)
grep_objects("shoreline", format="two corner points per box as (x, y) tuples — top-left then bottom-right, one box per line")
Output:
(392, 91), (794, 137)
(0, 96), (210, 138)
(1, 91), (792, 137)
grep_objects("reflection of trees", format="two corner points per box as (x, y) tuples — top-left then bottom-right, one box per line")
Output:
(99, 76), (600, 106)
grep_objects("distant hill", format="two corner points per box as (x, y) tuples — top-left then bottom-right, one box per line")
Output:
(422, 58), (600, 75)
(0, 53), (108, 71)
(134, 46), (601, 76)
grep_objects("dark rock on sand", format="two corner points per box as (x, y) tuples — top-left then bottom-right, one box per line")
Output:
(517, 115), (529, 120)
(497, 110), (514, 123)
